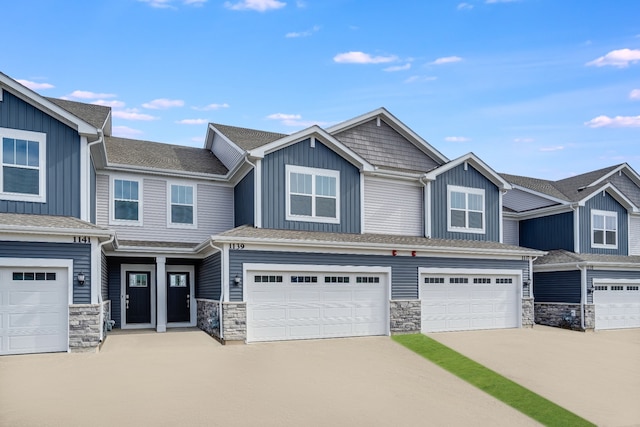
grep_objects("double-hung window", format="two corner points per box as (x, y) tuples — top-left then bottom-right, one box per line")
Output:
(112, 178), (141, 224)
(0, 128), (46, 202)
(286, 165), (340, 224)
(591, 210), (617, 248)
(447, 185), (485, 233)
(168, 183), (196, 227)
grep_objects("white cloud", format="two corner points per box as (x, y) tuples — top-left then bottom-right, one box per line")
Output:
(112, 109), (158, 121)
(17, 79), (55, 90)
(539, 146), (564, 152)
(584, 115), (640, 128)
(431, 56), (463, 65)
(513, 137), (535, 143)
(286, 25), (320, 38)
(586, 48), (640, 68)
(404, 75), (437, 83)
(383, 63), (411, 72)
(183, 0), (207, 5)
(92, 100), (126, 108)
(333, 51), (398, 64)
(176, 118), (208, 125)
(112, 126), (144, 137)
(69, 90), (117, 99)
(224, 0), (285, 11)
(486, 0), (518, 3)
(192, 103), (230, 111)
(457, 2), (473, 10)
(445, 136), (470, 142)
(266, 113), (327, 127)
(630, 89), (640, 100)
(142, 98), (184, 109)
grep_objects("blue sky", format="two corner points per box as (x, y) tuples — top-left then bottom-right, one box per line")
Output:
(2, 0), (639, 179)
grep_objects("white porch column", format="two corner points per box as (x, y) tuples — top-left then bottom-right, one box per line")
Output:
(156, 256), (167, 332)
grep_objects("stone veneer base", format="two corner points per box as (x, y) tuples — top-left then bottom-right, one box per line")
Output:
(534, 302), (595, 331)
(390, 300), (421, 334)
(69, 304), (102, 353)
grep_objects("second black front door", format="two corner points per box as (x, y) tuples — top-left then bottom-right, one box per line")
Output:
(167, 272), (190, 322)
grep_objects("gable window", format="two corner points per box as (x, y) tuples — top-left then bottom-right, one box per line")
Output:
(447, 185), (485, 233)
(169, 183), (196, 227)
(0, 128), (46, 202)
(112, 178), (141, 224)
(286, 165), (340, 224)
(591, 210), (617, 249)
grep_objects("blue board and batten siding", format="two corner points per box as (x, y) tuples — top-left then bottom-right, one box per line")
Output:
(430, 164), (500, 241)
(0, 241), (91, 303)
(261, 139), (361, 233)
(228, 250), (528, 301)
(579, 193), (628, 255)
(533, 270), (581, 303)
(0, 91), (81, 217)
(234, 169), (254, 227)
(520, 212), (574, 252)
(197, 252), (221, 300)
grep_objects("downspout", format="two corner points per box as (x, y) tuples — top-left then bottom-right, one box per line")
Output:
(570, 203), (580, 253)
(243, 156), (259, 228)
(419, 175), (430, 238)
(209, 241), (225, 340)
(97, 233), (116, 341)
(577, 264), (587, 330)
(529, 256), (538, 299)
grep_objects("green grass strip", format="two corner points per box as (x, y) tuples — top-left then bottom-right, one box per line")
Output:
(393, 334), (595, 427)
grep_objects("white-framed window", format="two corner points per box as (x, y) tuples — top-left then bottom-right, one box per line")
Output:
(591, 209), (617, 249)
(285, 165), (340, 224)
(0, 127), (46, 203)
(111, 177), (142, 225)
(168, 183), (196, 227)
(447, 185), (485, 234)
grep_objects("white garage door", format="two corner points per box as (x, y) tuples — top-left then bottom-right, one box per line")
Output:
(421, 273), (519, 333)
(593, 283), (640, 330)
(0, 268), (68, 355)
(246, 270), (388, 342)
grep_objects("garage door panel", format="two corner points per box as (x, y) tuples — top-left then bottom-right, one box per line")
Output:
(251, 307), (287, 321)
(250, 288), (287, 303)
(289, 307), (322, 320)
(594, 285), (640, 329)
(9, 312), (64, 328)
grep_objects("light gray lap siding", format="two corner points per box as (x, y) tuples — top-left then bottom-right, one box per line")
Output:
(0, 91), (81, 217)
(261, 139), (361, 233)
(228, 250), (528, 301)
(0, 241), (91, 303)
(579, 193), (628, 255)
(431, 163), (500, 241)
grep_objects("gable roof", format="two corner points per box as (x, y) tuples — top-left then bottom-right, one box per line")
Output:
(46, 97), (111, 133)
(500, 173), (570, 202)
(105, 136), (228, 176)
(535, 249), (640, 268)
(210, 123), (287, 151)
(425, 153), (512, 190)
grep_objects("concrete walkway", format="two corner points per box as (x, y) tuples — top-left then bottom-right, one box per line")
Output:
(0, 329), (539, 427)
(430, 326), (640, 427)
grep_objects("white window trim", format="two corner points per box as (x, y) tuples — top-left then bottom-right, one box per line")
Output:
(166, 182), (198, 229)
(0, 127), (47, 203)
(110, 176), (143, 226)
(285, 164), (341, 224)
(591, 209), (618, 249)
(447, 185), (486, 234)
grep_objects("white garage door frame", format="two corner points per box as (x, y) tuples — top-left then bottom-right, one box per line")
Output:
(593, 278), (640, 330)
(419, 267), (523, 333)
(0, 257), (73, 355)
(243, 263), (392, 342)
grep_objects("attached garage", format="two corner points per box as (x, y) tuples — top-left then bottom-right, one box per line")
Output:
(593, 281), (640, 330)
(420, 268), (521, 333)
(245, 265), (390, 342)
(0, 267), (69, 355)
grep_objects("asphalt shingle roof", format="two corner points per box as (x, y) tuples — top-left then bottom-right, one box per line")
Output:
(535, 249), (640, 266)
(211, 123), (287, 151)
(116, 240), (199, 249)
(0, 213), (110, 232)
(46, 97), (110, 130)
(105, 136), (228, 175)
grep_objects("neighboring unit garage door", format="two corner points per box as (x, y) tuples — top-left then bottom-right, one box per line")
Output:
(0, 268), (68, 355)
(421, 272), (519, 333)
(246, 269), (388, 342)
(593, 283), (640, 330)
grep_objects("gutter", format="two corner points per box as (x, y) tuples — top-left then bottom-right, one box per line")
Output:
(419, 175), (431, 238)
(578, 264), (587, 330)
(96, 232), (116, 342)
(208, 241), (225, 341)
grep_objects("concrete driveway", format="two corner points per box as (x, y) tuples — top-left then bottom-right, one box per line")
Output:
(430, 326), (640, 427)
(0, 329), (539, 427)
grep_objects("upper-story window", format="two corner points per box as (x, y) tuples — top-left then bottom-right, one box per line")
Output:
(111, 178), (141, 225)
(168, 183), (196, 227)
(286, 165), (340, 224)
(0, 128), (46, 203)
(591, 209), (617, 249)
(447, 185), (485, 234)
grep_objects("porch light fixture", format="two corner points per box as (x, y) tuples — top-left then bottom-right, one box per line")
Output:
(77, 272), (86, 286)
(233, 275), (241, 286)
(587, 285), (594, 295)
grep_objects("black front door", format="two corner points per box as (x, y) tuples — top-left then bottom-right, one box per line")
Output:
(167, 272), (190, 323)
(126, 271), (151, 324)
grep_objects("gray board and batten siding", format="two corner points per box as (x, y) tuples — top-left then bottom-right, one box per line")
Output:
(197, 252), (222, 300)
(520, 212), (574, 252)
(430, 163), (501, 241)
(0, 241), (91, 303)
(234, 169), (254, 227)
(261, 138), (361, 233)
(228, 249), (529, 301)
(579, 192), (628, 255)
(533, 270), (581, 304)
(0, 90), (81, 217)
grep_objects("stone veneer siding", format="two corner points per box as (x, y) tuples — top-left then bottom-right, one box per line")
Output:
(521, 298), (534, 327)
(69, 304), (101, 352)
(101, 300), (111, 340)
(222, 302), (247, 342)
(390, 300), (421, 333)
(197, 298), (222, 341)
(535, 302), (595, 331)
